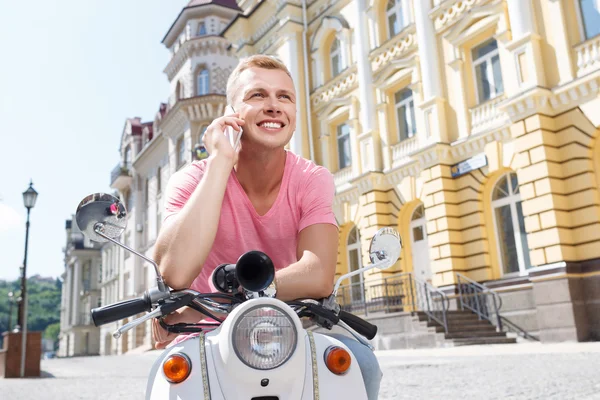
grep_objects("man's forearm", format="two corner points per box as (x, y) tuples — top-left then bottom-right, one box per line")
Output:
(156, 155), (232, 289)
(274, 253), (335, 301)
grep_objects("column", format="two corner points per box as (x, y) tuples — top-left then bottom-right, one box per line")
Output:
(376, 88), (392, 170)
(547, 0), (575, 85)
(354, 0), (383, 171)
(413, 0), (448, 142)
(349, 99), (363, 178)
(279, 31), (307, 158)
(71, 261), (81, 326)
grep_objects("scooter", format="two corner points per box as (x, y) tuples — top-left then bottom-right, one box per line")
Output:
(74, 192), (402, 399)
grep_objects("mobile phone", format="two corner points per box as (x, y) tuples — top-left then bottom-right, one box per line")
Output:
(224, 105), (243, 150)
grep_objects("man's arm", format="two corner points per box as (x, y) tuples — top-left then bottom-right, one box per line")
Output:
(154, 115), (244, 289)
(274, 223), (339, 301)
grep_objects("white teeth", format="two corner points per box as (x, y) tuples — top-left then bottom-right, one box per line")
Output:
(261, 122), (282, 129)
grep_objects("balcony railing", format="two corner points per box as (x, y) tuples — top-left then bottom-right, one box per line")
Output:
(75, 312), (92, 326)
(575, 35), (600, 77)
(310, 65), (358, 109)
(391, 135), (419, 168)
(469, 94), (509, 136)
(110, 163), (132, 186)
(333, 167), (354, 188)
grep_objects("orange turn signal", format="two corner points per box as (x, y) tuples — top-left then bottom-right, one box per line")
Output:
(324, 346), (351, 375)
(163, 353), (192, 384)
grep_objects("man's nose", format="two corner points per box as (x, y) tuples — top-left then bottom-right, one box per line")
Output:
(264, 96), (282, 114)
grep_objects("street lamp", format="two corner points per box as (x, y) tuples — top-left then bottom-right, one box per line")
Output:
(7, 292), (14, 332)
(18, 180), (38, 378)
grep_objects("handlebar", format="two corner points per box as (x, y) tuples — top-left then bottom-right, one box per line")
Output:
(91, 293), (152, 327)
(338, 310), (378, 340)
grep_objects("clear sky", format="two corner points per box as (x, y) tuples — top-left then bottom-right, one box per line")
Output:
(0, 0), (189, 281)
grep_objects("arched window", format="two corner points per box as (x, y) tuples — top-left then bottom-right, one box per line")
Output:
(492, 172), (531, 275)
(197, 69), (209, 96)
(386, 0), (406, 38)
(330, 37), (342, 77)
(347, 226), (364, 303)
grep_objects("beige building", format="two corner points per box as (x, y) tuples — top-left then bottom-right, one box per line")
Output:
(58, 219), (102, 357)
(65, 0), (600, 355)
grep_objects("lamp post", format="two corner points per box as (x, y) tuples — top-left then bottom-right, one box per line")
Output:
(18, 180), (38, 378)
(7, 292), (14, 332)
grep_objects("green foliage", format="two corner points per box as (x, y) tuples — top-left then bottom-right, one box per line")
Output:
(44, 322), (60, 342)
(0, 276), (62, 335)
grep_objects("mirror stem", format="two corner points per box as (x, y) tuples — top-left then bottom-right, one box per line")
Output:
(94, 223), (169, 293)
(332, 259), (390, 295)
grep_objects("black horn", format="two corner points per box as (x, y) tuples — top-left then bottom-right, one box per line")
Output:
(235, 251), (275, 293)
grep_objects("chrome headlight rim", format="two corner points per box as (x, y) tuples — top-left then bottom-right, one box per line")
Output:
(231, 303), (298, 371)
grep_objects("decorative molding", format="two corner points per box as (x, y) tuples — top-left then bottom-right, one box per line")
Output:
(164, 37), (232, 81)
(430, 0), (495, 33)
(310, 65), (358, 109)
(498, 73), (600, 122)
(369, 25), (418, 74)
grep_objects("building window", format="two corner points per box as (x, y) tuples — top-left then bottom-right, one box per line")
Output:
(330, 37), (342, 77)
(386, 0), (406, 37)
(197, 21), (207, 36)
(156, 167), (162, 194)
(177, 136), (186, 167)
(176, 81), (185, 101)
(347, 226), (364, 303)
(124, 146), (131, 168)
(337, 123), (352, 170)
(579, 0), (600, 40)
(394, 89), (416, 142)
(492, 172), (532, 275)
(472, 39), (504, 103)
(197, 69), (209, 96)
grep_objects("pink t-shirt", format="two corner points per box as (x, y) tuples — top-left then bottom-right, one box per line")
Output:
(162, 150), (338, 294)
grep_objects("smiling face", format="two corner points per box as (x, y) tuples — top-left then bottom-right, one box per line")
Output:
(231, 67), (297, 151)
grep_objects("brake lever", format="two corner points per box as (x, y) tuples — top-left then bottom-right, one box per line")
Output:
(113, 308), (163, 339)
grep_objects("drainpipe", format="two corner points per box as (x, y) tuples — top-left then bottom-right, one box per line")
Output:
(302, 0), (315, 161)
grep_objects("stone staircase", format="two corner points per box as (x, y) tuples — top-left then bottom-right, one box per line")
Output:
(416, 310), (517, 346)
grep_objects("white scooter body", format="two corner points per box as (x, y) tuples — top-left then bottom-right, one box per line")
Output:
(145, 297), (368, 400)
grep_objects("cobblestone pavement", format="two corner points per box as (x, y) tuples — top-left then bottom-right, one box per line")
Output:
(2, 342), (600, 399)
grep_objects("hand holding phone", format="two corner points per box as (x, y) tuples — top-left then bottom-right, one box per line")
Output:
(224, 105), (243, 152)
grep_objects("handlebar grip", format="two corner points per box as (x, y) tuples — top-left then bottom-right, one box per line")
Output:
(338, 310), (378, 340)
(91, 294), (151, 327)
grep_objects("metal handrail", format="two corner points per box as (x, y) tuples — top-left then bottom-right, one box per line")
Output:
(335, 272), (449, 333)
(456, 272), (503, 330)
(414, 276), (450, 333)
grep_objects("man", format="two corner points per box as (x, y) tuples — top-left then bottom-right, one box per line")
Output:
(152, 55), (382, 399)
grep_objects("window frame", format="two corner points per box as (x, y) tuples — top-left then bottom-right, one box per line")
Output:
(177, 136), (186, 168)
(472, 38), (504, 104)
(346, 226), (364, 303)
(197, 21), (207, 36)
(330, 37), (343, 78)
(197, 69), (209, 96)
(394, 88), (417, 142)
(491, 173), (531, 276)
(336, 123), (352, 170)
(386, 0), (406, 38)
(576, 0), (600, 41)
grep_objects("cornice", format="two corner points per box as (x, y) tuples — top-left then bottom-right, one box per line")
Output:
(498, 72), (600, 122)
(164, 36), (232, 81)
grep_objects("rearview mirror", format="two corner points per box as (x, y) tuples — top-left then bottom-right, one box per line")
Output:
(75, 193), (127, 243)
(368, 227), (402, 269)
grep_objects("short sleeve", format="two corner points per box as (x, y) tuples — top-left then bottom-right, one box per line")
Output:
(163, 161), (206, 223)
(298, 166), (338, 232)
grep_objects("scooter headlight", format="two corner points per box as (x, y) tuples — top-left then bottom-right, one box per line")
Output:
(232, 305), (297, 370)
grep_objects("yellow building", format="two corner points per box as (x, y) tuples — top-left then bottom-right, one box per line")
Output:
(222, 0), (600, 343)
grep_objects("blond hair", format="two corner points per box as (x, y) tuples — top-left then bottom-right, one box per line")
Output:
(226, 55), (293, 105)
